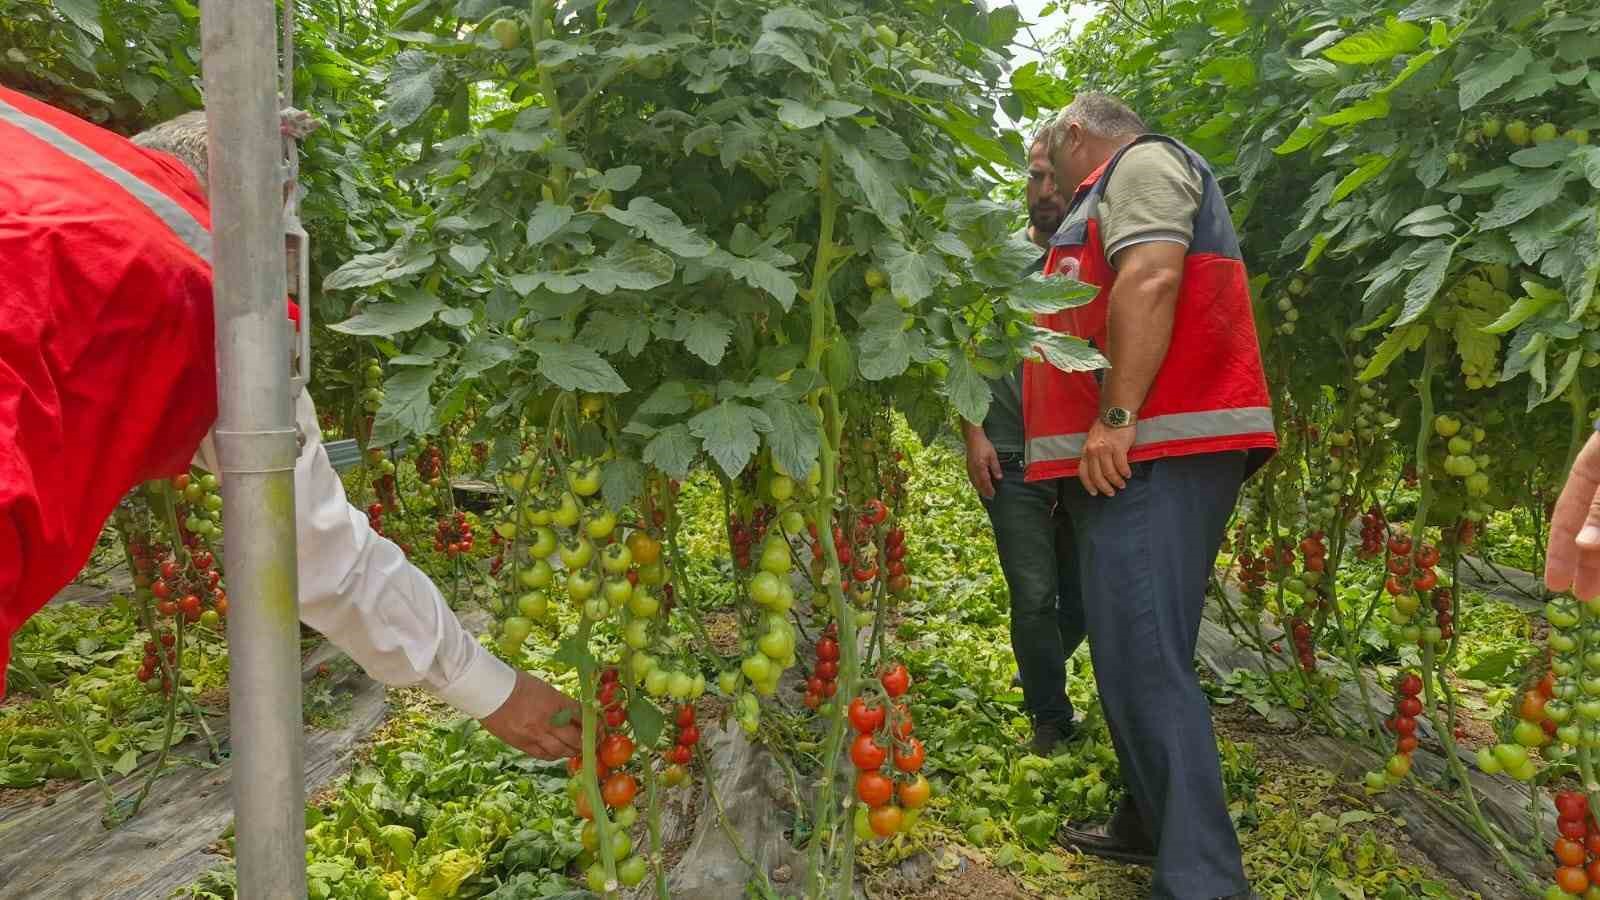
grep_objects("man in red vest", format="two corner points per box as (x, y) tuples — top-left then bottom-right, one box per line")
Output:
(1025, 94), (1275, 900)
(0, 86), (581, 760)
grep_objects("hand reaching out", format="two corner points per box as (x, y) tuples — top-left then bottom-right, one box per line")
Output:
(1548, 432), (1600, 601)
(479, 670), (583, 760)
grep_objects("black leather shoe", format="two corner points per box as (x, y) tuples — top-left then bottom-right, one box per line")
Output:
(1058, 801), (1157, 866)
(1028, 720), (1075, 756)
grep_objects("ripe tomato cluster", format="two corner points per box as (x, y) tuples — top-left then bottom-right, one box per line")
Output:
(134, 541), (226, 627)
(730, 507), (775, 571)
(365, 500), (385, 536)
(661, 703), (698, 783)
(1366, 672), (1423, 791)
(800, 623), (841, 710)
(1355, 505), (1389, 558)
(1547, 791), (1600, 900)
(415, 444), (445, 488)
(432, 510), (474, 557)
(136, 631), (178, 693)
(849, 663), (929, 840)
(1287, 616), (1315, 673)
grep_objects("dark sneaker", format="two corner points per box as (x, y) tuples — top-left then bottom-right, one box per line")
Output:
(1058, 801), (1157, 866)
(1028, 720), (1074, 756)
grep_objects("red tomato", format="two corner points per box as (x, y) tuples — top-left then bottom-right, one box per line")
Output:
(1557, 866), (1590, 895)
(850, 734), (887, 771)
(1561, 818), (1589, 841)
(865, 498), (889, 526)
(893, 738), (925, 773)
(898, 775), (931, 810)
(868, 804), (903, 837)
(891, 704), (914, 740)
(599, 733), (634, 769)
(856, 771), (893, 807)
(1557, 791), (1589, 822)
(1397, 736), (1418, 754)
(1555, 837), (1587, 867)
(676, 705), (696, 728)
(881, 664), (910, 698)
(1392, 717), (1417, 737)
(604, 706), (627, 728)
(1397, 697), (1422, 718)
(602, 772), (638, 808)
(670, 745), (692, 765)
(677, 725), (700, 747)
(816, 638), (840, 662)
(816, 660), (839, 681)
(849, 698), (886, 734)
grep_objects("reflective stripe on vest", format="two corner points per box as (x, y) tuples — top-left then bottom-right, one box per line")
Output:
(0, 95), (214, 264)
(1027, 407), (1276, 461)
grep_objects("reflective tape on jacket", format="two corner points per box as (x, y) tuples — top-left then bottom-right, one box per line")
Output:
(1022, 134), (1278, 483)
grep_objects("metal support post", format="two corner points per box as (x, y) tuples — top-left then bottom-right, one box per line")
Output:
(199, 2), (306, 897)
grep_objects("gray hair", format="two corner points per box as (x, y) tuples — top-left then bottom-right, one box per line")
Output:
(1045, 93), (1146, 152)
(131, 104), (319, 192)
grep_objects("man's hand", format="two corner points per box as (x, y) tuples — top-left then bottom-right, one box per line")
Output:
(1547, 432), (1600, 600)
(479, 670), (583, 759)
(1079, 420), (1136, 497)
(964, 431), (1004, 500)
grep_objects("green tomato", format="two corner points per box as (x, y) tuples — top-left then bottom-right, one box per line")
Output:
(758, 627), (794, 660)
(749, 571), (783, 608)
(1475, 747), (1502, 774)
(742, 654), (775, 683)
(1421, 626), (1443, 646)
(587, 510), (619, 541)
(604, 577), (634, 608)
(601, 542), (632, 574)
(567, 570), (599, 602)
(1546, 699), (1574, 724)
(199, 609), (221, 629)
(1513, 719), (1546, 747)
(613, 804), (639, 829)
(1505, 120), (1531, 146)
(552, 492), (582, 528)
(560, 537), (595, 569)
(628, 588), (660, 619)
(1578, 698), (1600, 721)
(1532, 122), (1559, 144)
(1395, 593), (1421, 616)
(645, 668), (671, 697)
(668, 671), (695, 700)
(1555, 658), (1579, 677)
(1491, 742), (1528, 770)
(690, 673), (706, 699)
(854, 805), (875, 840)
(567, 463), (602, 497)
(624, 618), (651, 650)
(518, 592), (550, 620)
(781, 510), (807, 534)
(503, 616), (533, 645)
(583, 597), (610, 621)
(528, 527), (557, 559)
(769, 475), (795, 502)
(630, 652), (658, 679)
(617, 854), (648, 888)
(586, 863), (609, 894)
(719, 669), (742, 695)
(1558, 724), (1583, 747)
(1509, 759), (1538, 781)
(771, 582), (795, 614)
(1550, 630), (1579, 653)
(638, 561), (667, 587)
(521, 560), (560, 589)
(1548, 599), (1581, 629)
(759, 540), (792, 576)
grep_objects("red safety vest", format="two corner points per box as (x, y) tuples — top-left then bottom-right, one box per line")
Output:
(1022, 134), (1277, 482)
(0, 87), (298, 693)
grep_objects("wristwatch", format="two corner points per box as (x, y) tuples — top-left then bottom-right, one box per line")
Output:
(1101, 406), (1137, 428)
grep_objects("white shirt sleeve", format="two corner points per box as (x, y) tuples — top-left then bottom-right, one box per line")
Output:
(194, 390), (517, 719)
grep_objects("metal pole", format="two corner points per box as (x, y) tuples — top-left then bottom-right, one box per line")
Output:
(199, 2), (306, 897)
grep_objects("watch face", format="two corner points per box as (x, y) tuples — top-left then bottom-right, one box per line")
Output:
(1105, 408), (1130, 426)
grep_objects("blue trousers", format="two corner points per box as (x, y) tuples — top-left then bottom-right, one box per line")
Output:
(1058, 452), (1250, 900)
(981, 453), (1086, 731)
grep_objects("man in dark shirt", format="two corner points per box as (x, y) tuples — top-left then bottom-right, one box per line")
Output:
(960, 131), (1085, 756)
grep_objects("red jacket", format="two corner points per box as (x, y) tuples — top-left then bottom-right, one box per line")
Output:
(0, 87), (297, 693)
(1022, 135), (1277, 482)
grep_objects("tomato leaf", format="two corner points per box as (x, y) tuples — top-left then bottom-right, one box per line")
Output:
(528, 341), (628, 393)
(578, 243), (676, 294)
(642, 423), (699, 480)
(1318, 94), (1390, 127)
(600, 458), (644, 513)
(1004, 273), (1099, 315)
(1025, 326), (1108, 373)
(329, 286), (442, 336)
(1323, 17), (1425, 65)
(1273, 118), (1327, 156)
(1481, 289), (1557, 335)
(603, 197), (716, 258)
(856, 298), (921, 381)
(760, 398), (821, 484)
(776, 99), (825, 129)
(675, 310), (734, 365)
(750, 29), (817, 75)
(1395, 240), (1456, 327)
(525, 201), (575, 247)
(876, 240), (947, 303)
(448, 243), (489, 273)
(1330, 153), (1393, 204)
(372, 366), (438, 445)
(836, 137), (908, 227)
(1455, 46), (1532, 111)
(1477, 166), (1574, 230)
(689, 401), (771, 478)
(1358, 322), (1429, 381)
(383, 51), (441, 127)
(626, 696), (666, 749)
(945, 347), (991, 426)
